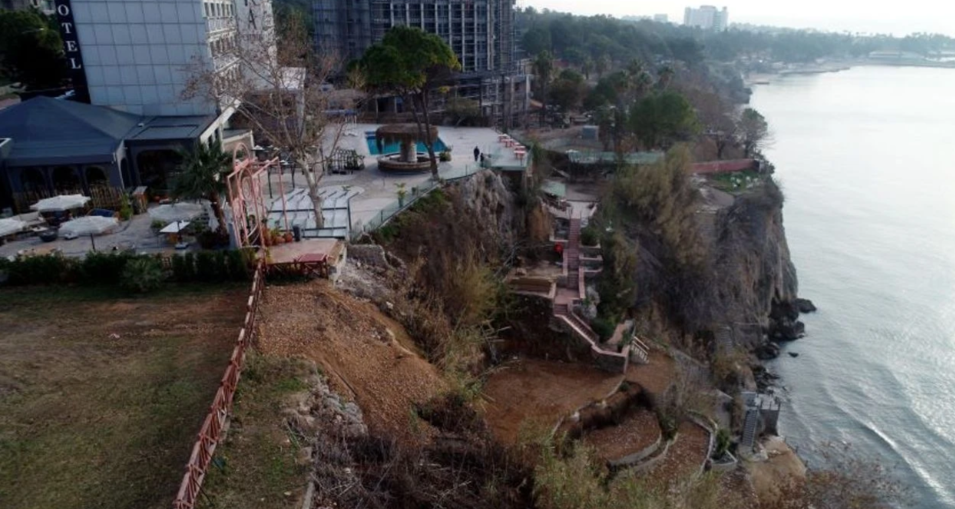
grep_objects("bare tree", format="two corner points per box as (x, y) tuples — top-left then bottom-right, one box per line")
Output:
(183, 12), (351, 227)
(737, 107), (774, 157)
(683, 88), (738, 159)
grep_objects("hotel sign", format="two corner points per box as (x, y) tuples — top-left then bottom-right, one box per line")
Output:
(53, 0), (90, 103)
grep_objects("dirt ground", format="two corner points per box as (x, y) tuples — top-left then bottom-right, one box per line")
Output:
(582, 408), (661, 463)
(481, 358), (623, 445)
(644, 421), (710, 486)
(0, 285), (247, 509)
(257, 280), (446, 444)
(625, 349), (677, 397)
(745, 435), (807, 505)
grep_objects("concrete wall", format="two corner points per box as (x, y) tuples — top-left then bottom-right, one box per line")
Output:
(609, 434), (663, 467)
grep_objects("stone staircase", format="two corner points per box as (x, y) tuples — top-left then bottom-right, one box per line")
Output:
(549, 211), (647, 373)
(554, 302), (599, 344)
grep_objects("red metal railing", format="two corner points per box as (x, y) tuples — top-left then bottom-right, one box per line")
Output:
(172, 260), (265, 509)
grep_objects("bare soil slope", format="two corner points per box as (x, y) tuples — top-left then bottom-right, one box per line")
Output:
(481, 358), (622, 445)
(257, 280), (446, 443)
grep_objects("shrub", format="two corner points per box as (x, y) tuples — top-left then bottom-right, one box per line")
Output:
(195, 251), (216, 281)
(714, 428), (732, 459)
(657, 411), (678, 440)
(197, 230), (229, 249)
(171, 253), (195, 282)
(212, 251), (228, 280)
(119, 194), (133, 221)
(4, 254), (76, 285)
(580, 226), (599, 247)
(590, 316), (616, 342)
(225, 249), (250, 280)
(183, 252), (197, 280)
(120, 257), (165, 293)
(79, 251), (132, 285)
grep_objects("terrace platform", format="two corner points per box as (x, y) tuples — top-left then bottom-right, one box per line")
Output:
(264, 239), (344, 279)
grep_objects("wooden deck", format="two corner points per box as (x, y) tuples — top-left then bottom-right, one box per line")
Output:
(265, 239), (342, 278)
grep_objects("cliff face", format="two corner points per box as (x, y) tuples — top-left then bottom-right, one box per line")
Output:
(703, 179), (799, 350)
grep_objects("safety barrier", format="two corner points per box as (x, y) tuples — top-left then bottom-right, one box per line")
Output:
(172, 260), (265, 509)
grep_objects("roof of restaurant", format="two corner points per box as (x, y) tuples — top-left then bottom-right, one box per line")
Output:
(0, 96), (144, 165)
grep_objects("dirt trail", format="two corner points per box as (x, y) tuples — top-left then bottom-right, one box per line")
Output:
(481, 358), (622, 445)
(257, 280), (446, 444)
(625, 349), (676, 396)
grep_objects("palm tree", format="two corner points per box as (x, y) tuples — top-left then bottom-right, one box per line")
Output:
(171, 139), (232, 235)
(595, 54), (611, 79)
(657, 64), (675, 90)
(626, 59), (645, 81)
(633, 71), (653, 99)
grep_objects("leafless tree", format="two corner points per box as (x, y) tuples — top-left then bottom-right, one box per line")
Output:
(183, 12), (353, 227)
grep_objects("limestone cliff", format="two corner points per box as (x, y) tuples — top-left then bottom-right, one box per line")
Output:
(702, 178), (799, 350)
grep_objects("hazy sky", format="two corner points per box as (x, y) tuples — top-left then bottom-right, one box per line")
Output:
(521, 0), (955, 36)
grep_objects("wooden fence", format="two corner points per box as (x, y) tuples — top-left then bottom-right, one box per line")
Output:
(172, 260), (265, 509)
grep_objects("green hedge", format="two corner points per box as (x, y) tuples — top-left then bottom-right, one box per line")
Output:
(0, 248), (257, 291)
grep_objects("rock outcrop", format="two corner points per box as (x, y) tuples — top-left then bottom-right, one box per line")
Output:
(706, 179), (800, 350)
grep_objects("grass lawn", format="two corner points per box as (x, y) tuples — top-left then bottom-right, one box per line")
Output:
(198, 353), (310, 509)
(708, 169), (763, 193)
(0, 284), (248, 509)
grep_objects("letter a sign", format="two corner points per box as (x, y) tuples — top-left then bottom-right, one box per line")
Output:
(53, 0), (90, 103)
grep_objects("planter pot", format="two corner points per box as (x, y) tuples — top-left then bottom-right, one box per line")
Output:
(283, 232), (294, 243)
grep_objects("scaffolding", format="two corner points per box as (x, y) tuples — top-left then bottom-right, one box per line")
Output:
(313, 0), (526, 124)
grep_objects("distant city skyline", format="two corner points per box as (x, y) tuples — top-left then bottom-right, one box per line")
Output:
(520, 0), (955, 37)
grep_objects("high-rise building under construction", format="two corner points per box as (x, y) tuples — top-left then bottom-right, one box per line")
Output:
(313, 0), (529, 126)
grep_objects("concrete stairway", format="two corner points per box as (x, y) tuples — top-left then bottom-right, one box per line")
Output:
(629, 336), (650, 364)
(741, 408), (759, 452)
(567, 218), (581, 272)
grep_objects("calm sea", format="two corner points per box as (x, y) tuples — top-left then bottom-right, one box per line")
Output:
(752, 66), (955, 508)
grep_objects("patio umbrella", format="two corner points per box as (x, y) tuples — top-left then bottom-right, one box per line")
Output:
(0, 217), (26, 237)
(159, 220), (190, 234)
(148, 202), (205, 223)
(59, 216), (119, 251)
(30, 194), (91, 212)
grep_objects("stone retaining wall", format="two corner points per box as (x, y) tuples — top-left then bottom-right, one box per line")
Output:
(609, 433), (663, 468)
(347, 244), (389, 269)
(628, 438), (674, 473)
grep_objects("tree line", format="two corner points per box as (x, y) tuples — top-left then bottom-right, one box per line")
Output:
(520, 8), (955, 67)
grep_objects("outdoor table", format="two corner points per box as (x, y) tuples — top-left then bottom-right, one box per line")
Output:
(296, 252), (329, 278)
(498, 134), (509, 142)
(515, 152), (526, 163)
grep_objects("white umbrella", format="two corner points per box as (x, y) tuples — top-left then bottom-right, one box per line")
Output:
(159, 220), (191, 234)
(0, 217), (26, 237)
(59, 216), (118, 251)
(148, 202), (205, 223)
(30, 194), (91, 212)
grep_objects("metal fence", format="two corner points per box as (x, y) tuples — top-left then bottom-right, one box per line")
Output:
(350, 167), (482, 240)
(172, 260), (265, 509)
